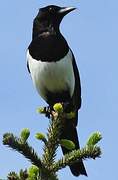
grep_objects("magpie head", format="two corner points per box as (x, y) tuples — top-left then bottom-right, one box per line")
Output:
(33, 5), (76, 36)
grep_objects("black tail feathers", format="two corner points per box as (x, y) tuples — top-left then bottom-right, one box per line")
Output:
(60, 119), (87, 176)
(69, 160), (87, 176)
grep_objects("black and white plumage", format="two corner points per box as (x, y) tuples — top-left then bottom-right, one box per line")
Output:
(27, 5), (87, 176)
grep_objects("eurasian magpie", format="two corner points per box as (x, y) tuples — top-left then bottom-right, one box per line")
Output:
(27, 5), (87, 177)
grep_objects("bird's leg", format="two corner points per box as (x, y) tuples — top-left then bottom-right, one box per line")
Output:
(62, 102), (71, 113)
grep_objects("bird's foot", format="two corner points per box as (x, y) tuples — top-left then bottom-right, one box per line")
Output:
(44, 106), (53, 118)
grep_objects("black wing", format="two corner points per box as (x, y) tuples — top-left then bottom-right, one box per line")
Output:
(71, 50), (82, 109)
(27, 60), (30, 73)
(71, 50), (82, 126)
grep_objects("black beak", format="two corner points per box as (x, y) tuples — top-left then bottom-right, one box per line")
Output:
(58, 7), (76, 16)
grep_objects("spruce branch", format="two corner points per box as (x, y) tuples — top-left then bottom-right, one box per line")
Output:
(87, 132), (102, 146)
(28, 165), (40, 180)
(3, 133), (42, 168)
(19, 169), (28, 180)
(20, 128), (30, 143)
(7, 169), (28, 180)
(42, 104), (63, 169)
(35, 132), (47, 144)
(51, 145), (101, 173)
(3, 103), (102, 179)
(7, 172), (20, 180)
(60, 139), (75, 150)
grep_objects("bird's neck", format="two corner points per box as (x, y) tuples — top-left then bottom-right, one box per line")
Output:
(32, 20), (60, 40)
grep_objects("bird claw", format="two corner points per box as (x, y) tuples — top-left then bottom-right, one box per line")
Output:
(44, 106), (52, 118)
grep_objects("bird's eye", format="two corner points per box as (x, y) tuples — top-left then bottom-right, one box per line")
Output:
(49, 7), (55, 14)
(49, 7), (52, 11)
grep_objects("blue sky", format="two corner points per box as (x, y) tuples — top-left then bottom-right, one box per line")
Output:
(0, 0), (118, 179)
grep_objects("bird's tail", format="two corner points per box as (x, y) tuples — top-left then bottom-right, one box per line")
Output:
(60, 115), (87, 176)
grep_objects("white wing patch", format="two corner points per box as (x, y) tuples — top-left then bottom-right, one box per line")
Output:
(27, 50), (75, 101)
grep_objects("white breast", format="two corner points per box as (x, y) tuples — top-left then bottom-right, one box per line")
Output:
(27, 50), (75, 102)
